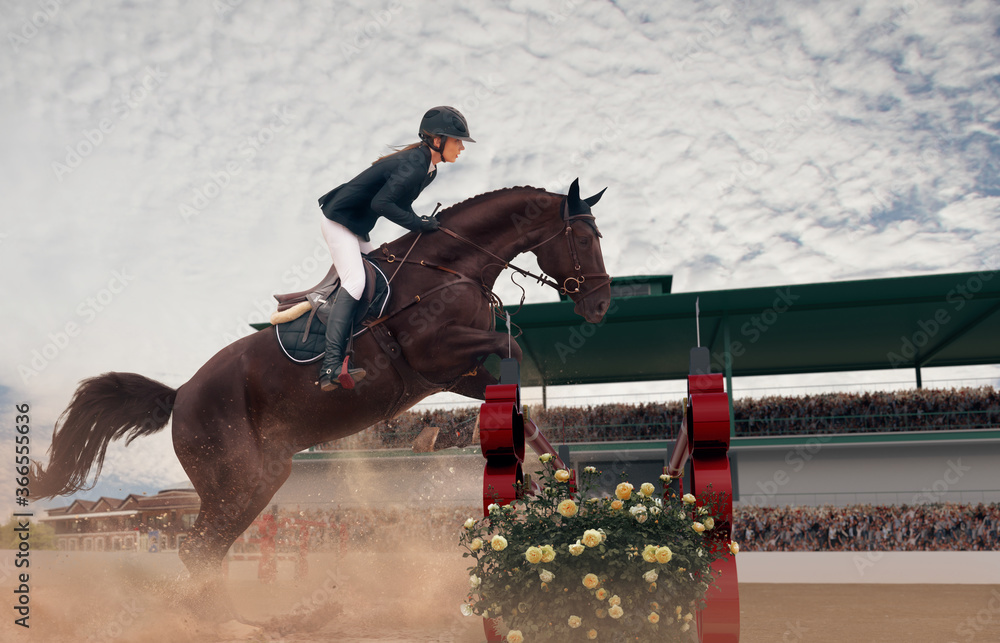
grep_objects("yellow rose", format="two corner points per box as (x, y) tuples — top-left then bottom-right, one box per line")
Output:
(615, 482), (633, 500)
(704, 517), (715, 530)
(539, 453), (552, 463)
(642, 545), (657, 563)
(569, 541), (585, 556)
(639, 482), (655, 497)
(555, 469), (571, 482)
(681, 623), (690, 632)
(539, 569), (554, 583)
(525, 546), (543, 564)
(540, 544), (556, 562)
(608, 595), (621, 607)
(595, 588), (608, 601)
(730, 541), (740, 555)
(656, 546), (673, 564)
(568, 615), (582, 628)
(610, 499), (623, 511)
(692, 522), (706, 533)
(684, 612), (694, 622)
(682, 493), (696, 504)
(558, 499), (578, 517)
(582, 529), (602, 548)
(491, 535), (508, 551)
(507, 630), (524, 643)
(676, 605), (683, 615)
(659, 473), (671, 482)
(587, 630), (597, 640)
(584, 465), (597, 474)
(648, 612), (660, 624)
(608, 605), (623, 619)
(464, 517), (477, 529)
(643, 569), (658, 583)
(583, 573), (600, 589)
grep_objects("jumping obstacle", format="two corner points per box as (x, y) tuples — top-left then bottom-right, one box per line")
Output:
(665, 347), (740, 642)
(228, 512), (327, 582)
(477, 354), (739, 642)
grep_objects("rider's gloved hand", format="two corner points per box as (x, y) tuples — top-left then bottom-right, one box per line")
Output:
(418, 215), (440, 232)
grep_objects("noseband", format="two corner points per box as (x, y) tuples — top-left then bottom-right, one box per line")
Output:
(437, 210), (610, 301)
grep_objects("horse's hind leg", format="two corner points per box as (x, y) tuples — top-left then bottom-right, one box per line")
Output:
(172, 395), (294, 621)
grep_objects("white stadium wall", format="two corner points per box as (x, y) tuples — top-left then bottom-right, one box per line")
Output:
(277, 433), (1000, 510)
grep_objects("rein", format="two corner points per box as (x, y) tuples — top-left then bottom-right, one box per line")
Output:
(436, 212), (611, 301)
(368, 201), (611, 329)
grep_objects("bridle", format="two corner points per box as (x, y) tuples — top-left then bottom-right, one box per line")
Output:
(435, 203), (611, 302)
(370, 197), (610, 334)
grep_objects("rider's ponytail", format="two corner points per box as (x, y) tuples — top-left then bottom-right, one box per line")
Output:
(372, 141), (426, 165)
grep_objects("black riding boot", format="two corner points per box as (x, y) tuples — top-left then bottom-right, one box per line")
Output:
(318, 291), (367, 391)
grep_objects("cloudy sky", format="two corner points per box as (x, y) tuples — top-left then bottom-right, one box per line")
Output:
(2, 0), (999, 510)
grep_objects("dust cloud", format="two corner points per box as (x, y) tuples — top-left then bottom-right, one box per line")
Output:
(2, 455), (492, 642)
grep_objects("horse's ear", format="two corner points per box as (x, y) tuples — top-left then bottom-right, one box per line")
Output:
(568, 178), (582, 204)
(584, 187), (607, 207)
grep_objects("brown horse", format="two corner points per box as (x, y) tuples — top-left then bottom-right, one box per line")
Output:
(29, 180), (610, 618)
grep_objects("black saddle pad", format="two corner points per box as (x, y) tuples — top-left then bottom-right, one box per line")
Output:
(273, 259), (391, 364)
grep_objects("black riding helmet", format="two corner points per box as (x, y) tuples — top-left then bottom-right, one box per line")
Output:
(419, 106), (475, 153)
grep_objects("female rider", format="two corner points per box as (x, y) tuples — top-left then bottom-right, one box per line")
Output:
(317, 106), (474, 391)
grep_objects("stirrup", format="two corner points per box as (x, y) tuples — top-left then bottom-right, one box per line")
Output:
(338, 356), (367, 390)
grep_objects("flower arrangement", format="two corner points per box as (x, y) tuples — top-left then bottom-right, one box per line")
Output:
(459, 458), (736, 642)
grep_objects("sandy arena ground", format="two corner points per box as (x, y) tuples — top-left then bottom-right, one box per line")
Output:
(3, 547), (999, 643)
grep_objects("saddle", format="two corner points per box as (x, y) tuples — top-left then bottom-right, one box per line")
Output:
(267, 258), (391, 364)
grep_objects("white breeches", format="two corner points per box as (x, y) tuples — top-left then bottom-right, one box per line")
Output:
(321, 218), (374, 300)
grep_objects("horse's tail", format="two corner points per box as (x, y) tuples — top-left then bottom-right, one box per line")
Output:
(29, 372), (177, 499)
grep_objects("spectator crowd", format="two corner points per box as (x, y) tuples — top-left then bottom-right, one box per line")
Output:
(235, 502), (999, 553)
(314, 385), (999, 450)
(734, 503), (1000, 551)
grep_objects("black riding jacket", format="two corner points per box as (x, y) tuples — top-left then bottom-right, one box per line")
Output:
(318, 145), (436, 241)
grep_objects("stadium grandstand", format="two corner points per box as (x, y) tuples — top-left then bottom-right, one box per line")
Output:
(273, 270), (999, 553)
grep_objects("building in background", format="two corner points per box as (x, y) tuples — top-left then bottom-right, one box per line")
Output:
(41, 486), (200, 552)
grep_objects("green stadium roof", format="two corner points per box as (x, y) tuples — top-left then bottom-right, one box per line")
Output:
(500, 271), (1000, 388)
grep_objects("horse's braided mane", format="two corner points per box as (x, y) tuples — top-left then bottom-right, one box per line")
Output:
(437, 185), (554, 220)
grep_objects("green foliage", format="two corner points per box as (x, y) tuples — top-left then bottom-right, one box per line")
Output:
(0, 517), (57, 550)
(458, 459), (732, 642)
